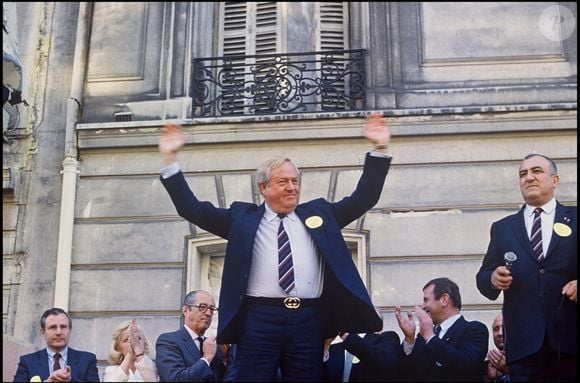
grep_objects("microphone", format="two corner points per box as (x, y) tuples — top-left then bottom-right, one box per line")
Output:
(504, 252), (517, 270)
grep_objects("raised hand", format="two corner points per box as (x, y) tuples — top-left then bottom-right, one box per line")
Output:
(159, 123), (187, 165)
(362, 112), (391, 149)
(130, 319), (145, 357)
(413, 306), (436, 340)
(395, 306), (416, 343)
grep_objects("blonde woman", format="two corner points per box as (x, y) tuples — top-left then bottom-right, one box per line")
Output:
(103, 319), (158, 382)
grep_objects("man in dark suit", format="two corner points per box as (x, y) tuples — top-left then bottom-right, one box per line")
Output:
(395, 277), (488, 382)
(158, 114), (392, 381)
(476, 153), (577, 381)
(155, 290), (226, 382)
(323, 330), (402, 382)
(13, 307), (99, 382)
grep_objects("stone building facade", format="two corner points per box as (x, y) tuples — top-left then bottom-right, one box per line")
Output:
(3, 2), (577, 378)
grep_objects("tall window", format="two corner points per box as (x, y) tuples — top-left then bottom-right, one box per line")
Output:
(214, 2), (349, 114)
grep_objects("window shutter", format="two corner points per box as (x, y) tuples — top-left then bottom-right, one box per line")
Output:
(220, 2), (248, 114)
(255, 2), (278, 56)
(221, 2), (247, 57)
(319, 2), (347, 51)
(319, 2), (348, 110)
(219, 2), (279, 114)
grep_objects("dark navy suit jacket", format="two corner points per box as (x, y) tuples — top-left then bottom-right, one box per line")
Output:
(155, 326), (225, 382)
(476, 202), (577, 363)
(161, 153), (391, 343)
(13, 347), (99, 382)
(402, 316), (488, 382)
(323, 331), (403, 382)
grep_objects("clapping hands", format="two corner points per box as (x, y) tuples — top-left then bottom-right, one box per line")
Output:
(130, 319), (145, 358)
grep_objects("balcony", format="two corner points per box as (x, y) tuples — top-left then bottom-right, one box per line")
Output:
(191, 49), (366, 117)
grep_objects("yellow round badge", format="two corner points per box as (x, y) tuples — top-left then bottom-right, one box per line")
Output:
(305, 216), (323, 229)
(352, 356), (360, 364)
(553, 222), (572, 237)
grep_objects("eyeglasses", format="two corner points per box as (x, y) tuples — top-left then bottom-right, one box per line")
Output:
(187, 303), (219, 314)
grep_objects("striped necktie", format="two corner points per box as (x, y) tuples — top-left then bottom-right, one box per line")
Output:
(277, 214), (295, 293)
(434, 325), (442, 338)
(531, 208), (544, 261)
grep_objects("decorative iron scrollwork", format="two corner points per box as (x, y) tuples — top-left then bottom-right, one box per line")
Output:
(192, 49), (366, 117)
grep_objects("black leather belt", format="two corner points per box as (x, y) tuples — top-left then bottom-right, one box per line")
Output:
(245, 296), (320, 309)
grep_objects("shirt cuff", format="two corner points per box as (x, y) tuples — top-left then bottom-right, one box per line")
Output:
(200, 357), (210, 367)
(160, 162), (180, 179)
(403, 339), (414, 355)
(369, 150), (392, 159)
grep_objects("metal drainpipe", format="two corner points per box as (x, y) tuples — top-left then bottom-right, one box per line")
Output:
(54, 2), (92, 309)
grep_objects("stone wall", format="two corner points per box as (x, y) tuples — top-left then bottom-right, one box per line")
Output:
(3, 2), (576, 367)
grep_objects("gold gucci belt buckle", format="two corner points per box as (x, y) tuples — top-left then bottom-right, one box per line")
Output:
(283, 297), (301, 309)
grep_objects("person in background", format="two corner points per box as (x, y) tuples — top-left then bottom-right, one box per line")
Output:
(13, 307), (100, 382)
(158, 113), (392, 381)
(476, 153), (577, 381)
(395, 277), (488, 382)
(103, 319), (158, 382)
(484, 314), (509, 382)
(155, 290), (225, 382)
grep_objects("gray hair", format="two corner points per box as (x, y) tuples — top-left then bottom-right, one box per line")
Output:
(183, 290), (199, 306)
(255, 156), (299, 186)
(523, 153), (558, 175)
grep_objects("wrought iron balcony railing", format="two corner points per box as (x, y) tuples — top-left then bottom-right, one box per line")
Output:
(191, 49), (366, 117)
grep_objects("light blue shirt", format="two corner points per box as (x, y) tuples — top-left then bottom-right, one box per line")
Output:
(47, 347), (68, 374)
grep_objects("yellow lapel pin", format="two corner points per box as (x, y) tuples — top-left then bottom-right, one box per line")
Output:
(305, 216), (323, 229)
(553, 222), (572, 237)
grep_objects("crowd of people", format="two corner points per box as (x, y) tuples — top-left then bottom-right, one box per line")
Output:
(13, 115), (576, 382)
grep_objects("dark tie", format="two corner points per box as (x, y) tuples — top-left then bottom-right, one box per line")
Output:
(531, 208), (544, 261)
(277, 214), (295, 294)
(197, 336), (205, 354)
(53, 353), (61, 372)
(433, 325), (442, 338)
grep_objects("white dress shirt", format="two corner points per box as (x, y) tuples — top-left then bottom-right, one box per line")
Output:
(524, 197), (556, 258)
(246, 204), (323, 298)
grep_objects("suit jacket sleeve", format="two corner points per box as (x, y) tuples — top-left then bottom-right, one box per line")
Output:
(71, 351), (100, 382)
(322, 343), (344, 382)
(330, 153), (391, 229)
(155, 333), (214, 382)
(343, 332), (402, 369)
(161, 171), (231, 239)
(13, 355), (32, 382)
(476, 221), (502, 300)
(425, 321), (488, 374)
(406, 320), (488, 381)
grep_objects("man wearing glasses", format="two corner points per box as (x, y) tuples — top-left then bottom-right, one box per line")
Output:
(155, 290), (226, 381)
